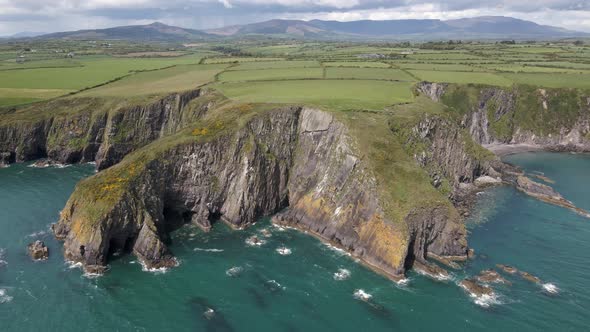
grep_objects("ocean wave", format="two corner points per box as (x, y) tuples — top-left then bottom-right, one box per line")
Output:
(459, 283), (502, 308)
(194, 248), (224, 253)
(542, 283), (559, 295)
(66, 261), (83, 269)
(0, 248), (6, 267)
(323, 243), (351, 257)
(226, 266), (243, 277)
(0, 289), (13, 304)
(396, 278), (410, 287)
(353, 289), (372, 301)
(415, 268), (453, 281)
(27, 230), (48, 238)
(245, 235), (266, 247)
(27, 162), (71, 169)
(333, 268), (351, 281)
(140, 258), (179, 274)
(275, 247), (292, 256)
(266, 279), (286, 291)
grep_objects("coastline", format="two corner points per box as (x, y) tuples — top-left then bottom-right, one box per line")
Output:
(483, 143), (544, 157)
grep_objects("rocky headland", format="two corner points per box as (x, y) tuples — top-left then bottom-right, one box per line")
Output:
(2, 81), (588, 281)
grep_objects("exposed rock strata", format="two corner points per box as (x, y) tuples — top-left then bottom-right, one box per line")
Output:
(28, 240), (49, 260)
(0, 89), (211, 170)
(53, 107), (468, 278)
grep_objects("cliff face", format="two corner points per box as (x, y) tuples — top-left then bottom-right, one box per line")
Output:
(0, 89), (213, 169)
(53, 107), (467, 278)
(430, 83), (590, 151)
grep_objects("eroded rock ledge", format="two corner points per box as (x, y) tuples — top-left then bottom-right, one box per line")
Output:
(53, 107), (467, 278)
(0, 88), (213, 170)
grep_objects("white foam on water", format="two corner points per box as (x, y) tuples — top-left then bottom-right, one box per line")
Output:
(26, 230), (47, 238)
(140, 258), (179, 274)
(0, 248), (6, 267)
(226, 266), (243, 277)
(323, 243), (351, 257)
(542, 283), (559, 295)
(416, 268), (453, 281)
(353, 289), (372, 301)
(459, 283), (502, 308)
(396, 278), (410, 287)
(245, 235), (266, 247)
(203, 308), (215, 320)
(194, 248), (224, 253)
(333, 268), (351, 281)
(66, 261), (83, 269)
(83, 272), (103, 279)
(267, 279), (286, 291)
(0, 289), (13, 304)
(276, 247), (292, 256)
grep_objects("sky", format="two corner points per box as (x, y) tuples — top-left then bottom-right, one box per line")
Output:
(0, 0), (589, 36)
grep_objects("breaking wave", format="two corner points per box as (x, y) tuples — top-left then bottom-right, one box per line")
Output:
(353, 289), (372, 301)
(276, 247), (292, 255)
(323, 243), (351, 257)
(226, 266), (243, 277)
(0, 289), (13, 304)
(194, 248), (224, 253)
(245, 235), (266, 247)
(333, 268), (351, 281)
(542, 283), (559, 295)
(140, 258), (179, 274)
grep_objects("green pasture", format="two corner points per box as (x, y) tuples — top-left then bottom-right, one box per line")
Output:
(325, 67), (416, 81)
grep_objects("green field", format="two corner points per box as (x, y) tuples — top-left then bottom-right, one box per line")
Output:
(218, 68), (323, 82)
(80, 64), (228, 97)
(501, 73), (590, 89)
(410, 70), (513, 86)
(325, 67), (416, 81)
(213, 80), (414, 110)
(323, 61), (391, 68)
(227, 60), (320, 70)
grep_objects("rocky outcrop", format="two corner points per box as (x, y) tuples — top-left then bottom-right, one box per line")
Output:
(0, 89), (213, 170)
(53, 107), (468, 278)
(28, 240), (49, 260)
(416, 82), (448, 102)
(515, 175), (590, 217)
(435, 84), (590, 151)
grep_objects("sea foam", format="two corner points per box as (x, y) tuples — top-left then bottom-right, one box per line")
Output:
(194, 248), (224, 253)
(333, 268), (351, 281)
(276, 247), (292, 255)
(0, 289), (13, 304)
(353, 289), (372, 301)
(226, 266), (243, 277)
(542, 283), (559, 295)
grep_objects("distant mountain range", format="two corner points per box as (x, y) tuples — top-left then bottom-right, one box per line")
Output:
(208, 16), (588, 40)
(12, 16), (589, 42)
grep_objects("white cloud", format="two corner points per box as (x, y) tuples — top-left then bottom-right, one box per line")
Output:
(218, 0), (233, 8)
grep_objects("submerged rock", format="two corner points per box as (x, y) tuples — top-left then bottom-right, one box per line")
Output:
(475, 269), (510, 285)
(459, 278), (494, 297)
(496, 264), (518, 274)
(28, 240), (49, 260)
(413, 260), (451, 281)
(520, 271), (541, 284)
(516, 176), (590, 218)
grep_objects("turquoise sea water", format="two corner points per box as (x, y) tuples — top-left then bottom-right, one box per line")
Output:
(0, 152), (589, 331)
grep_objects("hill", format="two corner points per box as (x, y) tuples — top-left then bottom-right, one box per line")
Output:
(38, 22), (209, 41)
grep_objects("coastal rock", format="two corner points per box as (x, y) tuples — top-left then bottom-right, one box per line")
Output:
(496, 264), (518, 274)
(520, 271), (541, 284)
(516, 175), (590, 217)
(474, 176), (502, 187)
(28, 240), (49, 260)
(459, 278), (494, 297)
(413, 260), (451, 281)
(475, 269), (510, 285)
(53, 107), (468, 278)
(0, 89), (211, 169)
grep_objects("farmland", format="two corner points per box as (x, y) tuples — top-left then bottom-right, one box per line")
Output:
(0, 39), (589, 109)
